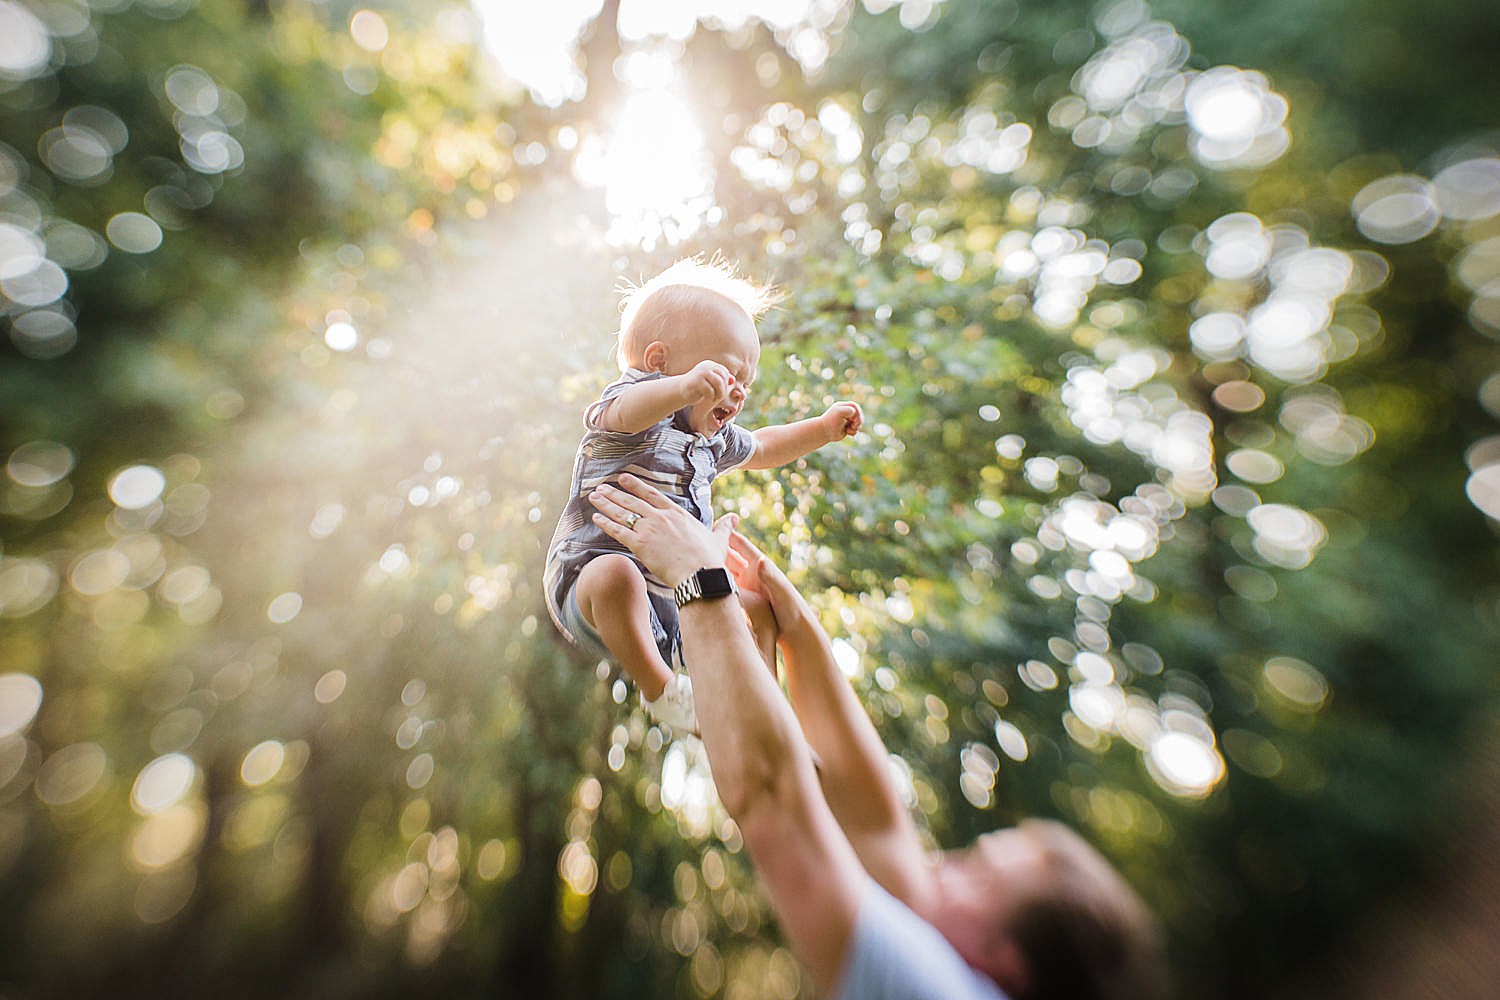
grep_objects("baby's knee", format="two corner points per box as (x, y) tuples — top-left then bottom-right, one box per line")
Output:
(579, 553), (645, 594)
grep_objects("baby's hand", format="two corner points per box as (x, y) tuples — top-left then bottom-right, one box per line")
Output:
(683, 360), (735, 405)
(823, 401), (863, 442)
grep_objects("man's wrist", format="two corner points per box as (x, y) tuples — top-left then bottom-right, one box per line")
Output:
(777, 601), (819, 638)
(673, 566), (736, 608)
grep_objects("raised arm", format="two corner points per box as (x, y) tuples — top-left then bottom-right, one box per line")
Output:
(596, 361), (735, 434)
(743, 401), (863, 470)
(727, 531), (935, 912)
(589, 477), (867, 994)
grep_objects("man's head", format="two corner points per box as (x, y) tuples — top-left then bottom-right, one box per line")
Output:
(931, 819), (1165, 1000)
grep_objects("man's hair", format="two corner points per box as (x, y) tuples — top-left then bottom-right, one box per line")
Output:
(1003, 820), (1167, 1000)
(614, 256), (779, 370)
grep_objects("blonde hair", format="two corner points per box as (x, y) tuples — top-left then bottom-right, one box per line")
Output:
(615, 256), (780, 371)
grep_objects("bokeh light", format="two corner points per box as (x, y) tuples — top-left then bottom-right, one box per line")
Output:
(105, 212), (164, 254)
(1, 2), (1496, 997)
(0, 673), (42, 737)
(267, 591), (303, 624)
(1263, 656), (1330, 710)
(240, 740), (285, 786)
(132, 753), (197, 814)
(1185, 67), (1289, 169)
(324, 320), (359, 351)
(0, 2), (51, 81)
(1466, 461), (1500, 521)
(36, 742), (108, 808)
(1353, 175), (1441, 244)
(349, 9), (390, 52)
(108, 465), (166, 509)
(1146, 730), (1224, 797)
(7, 441), (75, 487)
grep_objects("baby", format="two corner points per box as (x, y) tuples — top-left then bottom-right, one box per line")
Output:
(544, 258), (863, 732)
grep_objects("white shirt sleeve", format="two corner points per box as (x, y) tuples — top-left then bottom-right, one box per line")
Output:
(836, 877), (1011, 1000)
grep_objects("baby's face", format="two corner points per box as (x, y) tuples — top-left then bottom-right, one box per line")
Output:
(671, 306), (760, 437)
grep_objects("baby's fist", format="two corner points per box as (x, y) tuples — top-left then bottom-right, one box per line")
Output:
(824, 401), (863, 441)
(685, 360), (734, 404)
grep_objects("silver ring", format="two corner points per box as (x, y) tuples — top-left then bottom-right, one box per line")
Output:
(623, 512), (640, 529)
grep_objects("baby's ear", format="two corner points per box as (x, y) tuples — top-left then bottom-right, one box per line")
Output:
(642, 340), (669, 372)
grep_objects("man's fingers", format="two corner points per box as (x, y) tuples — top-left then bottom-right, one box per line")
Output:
(591, 512), (626, 541)
(753, 558), (801, 616)
(730, 531), (793, 593)
(588, 489), (631, 520)
(612, 474), (674, 509)
(725, 545), (750, 576)
(728, 529), (763, 562)
(711, 513), (740, 538)
(588, 487), (651, 526)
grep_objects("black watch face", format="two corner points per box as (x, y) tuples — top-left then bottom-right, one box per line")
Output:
(699, 567), (734, 598)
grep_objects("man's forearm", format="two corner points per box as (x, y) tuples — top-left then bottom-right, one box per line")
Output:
(778, 614), (908, 827)
(777, 606), (932, 906)
(745, 418), (832, 470)
(678, 596), (814, 818)
(679, 593), (869, 995)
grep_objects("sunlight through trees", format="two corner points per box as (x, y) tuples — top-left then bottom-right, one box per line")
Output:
(2, 1), (1497, 997)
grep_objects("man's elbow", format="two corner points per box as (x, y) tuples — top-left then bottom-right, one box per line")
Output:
(715, 755), (780, 823)
(717, 749), (817, 837)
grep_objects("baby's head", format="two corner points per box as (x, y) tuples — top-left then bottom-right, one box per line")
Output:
(615, 257), (778, 374)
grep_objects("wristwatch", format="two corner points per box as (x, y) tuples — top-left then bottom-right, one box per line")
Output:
(673, 567), (735, 608)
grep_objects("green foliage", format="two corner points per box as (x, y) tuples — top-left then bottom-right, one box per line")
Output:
(1, 0), (1497, 998)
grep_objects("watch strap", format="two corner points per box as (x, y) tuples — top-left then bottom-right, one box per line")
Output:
(674, 567), (735, 608)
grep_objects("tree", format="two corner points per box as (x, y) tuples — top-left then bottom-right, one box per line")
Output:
(2, 0), (1496, 997)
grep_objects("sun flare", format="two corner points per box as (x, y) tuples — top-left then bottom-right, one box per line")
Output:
(572, 83), (718, 249)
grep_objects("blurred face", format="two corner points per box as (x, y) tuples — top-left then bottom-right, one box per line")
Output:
(927, 827), (1052, 990)
(948, 827), (1050, 915)
(932, 820), (1145, 999)
(664, 301), (760, 436)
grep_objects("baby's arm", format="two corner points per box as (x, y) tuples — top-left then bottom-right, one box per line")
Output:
(596, 361), (736, 433)
(743, 401), (862, 471)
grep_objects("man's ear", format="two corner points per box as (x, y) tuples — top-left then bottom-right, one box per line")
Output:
(642, 341), (668, 372)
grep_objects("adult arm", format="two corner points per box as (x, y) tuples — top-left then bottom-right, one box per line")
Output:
(589, 476), (867, 994)
(727, 531), (936, 913)
(743, 401), (863, 470)
(596, 361), (735, 433)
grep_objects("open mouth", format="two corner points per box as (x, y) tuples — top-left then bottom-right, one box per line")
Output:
(712, 405), (735, 427)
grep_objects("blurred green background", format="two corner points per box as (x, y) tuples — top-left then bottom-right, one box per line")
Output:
(2, 1), (1498, 997)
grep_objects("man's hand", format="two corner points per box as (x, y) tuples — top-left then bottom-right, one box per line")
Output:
(727, 531), (820, 644)
(682, 360), (736, 407)
(821, 401), (863, 443)
(589, 475), (735, 586)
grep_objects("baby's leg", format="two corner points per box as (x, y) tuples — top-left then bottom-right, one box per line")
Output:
(738, 588), (780, 680)
(575, 554), (673, 700)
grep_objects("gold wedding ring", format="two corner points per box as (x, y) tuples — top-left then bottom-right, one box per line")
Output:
(624, 512), (640, 529)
